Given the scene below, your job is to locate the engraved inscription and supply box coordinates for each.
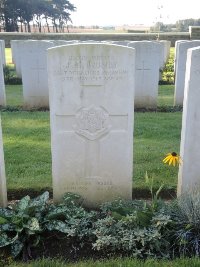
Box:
[64,179,113,192]
[75,105,111,140]
[52,55,129,84]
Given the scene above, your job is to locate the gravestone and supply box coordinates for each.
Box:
[0,116,7,207]
[11,40,28,78]
[128,41,161,108]
[21,40,54,108]
[0,40,6,66]
[0,53,6,106]
[174,40,190,75]
[159,40,171,63]
[174,40,200,106]
[47,43,135,207]
[177,46,200,195]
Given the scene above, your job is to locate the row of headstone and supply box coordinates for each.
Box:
[10,39,170,109]
[0,40,199,207]
[47,41,199,206]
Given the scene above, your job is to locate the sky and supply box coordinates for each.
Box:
[70,0,200,26]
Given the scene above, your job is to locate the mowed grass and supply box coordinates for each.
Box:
[1,109,182,191]
[2,111,52,190]
[158,84,174,106]
[7,257,200,267]
[5,85,23,107]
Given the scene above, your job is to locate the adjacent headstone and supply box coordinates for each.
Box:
[174,40,190,75]
[174,41,200,106]
[128,41,161,108]
[0,116,7,207]
[0,53,6,107]
[11,40,27,78]
[47,43,135,207]
[159,40,171,63]
[21,40,54,108]
[177,46,200,195]
[0,40,6,66]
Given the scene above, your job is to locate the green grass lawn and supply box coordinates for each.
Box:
[1,109,182,191]
[7,257,200,267]
[5,85,23,107]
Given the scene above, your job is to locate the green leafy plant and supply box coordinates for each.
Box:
[93,198,171,258]
[145,171,164,212]
[0,191,49,259]
[3,65,22,85]
[171,190,200,257]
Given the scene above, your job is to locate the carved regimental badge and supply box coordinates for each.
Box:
[75,105,111,140]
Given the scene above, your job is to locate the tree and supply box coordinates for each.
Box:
[0,0,76,32]
[0,0,19,31]
[49,0,76,32]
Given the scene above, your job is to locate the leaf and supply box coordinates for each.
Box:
[0,208,14,219]
[14,196,30,213]
[45,206,69,220]
[0,216,8,224]
[46,220,70,233]
[0,223,15,231]
[29,191,49,208]
[11,239,24,258]
[111,211,124,221]
[25,218,40,232]
[0,232,18,247]
[137,211,153,227]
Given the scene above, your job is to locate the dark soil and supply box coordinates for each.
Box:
[7,188,177,201]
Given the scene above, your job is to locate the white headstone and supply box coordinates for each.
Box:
[174,40,190,75]
[0,116,7,207]
[47,43,135,207]
[177,46,200,195]
[128,41,161,108]
[159,40,171,63]
[11,40,28,78]
[0,54,6,107]
[21,40,54,108]
[0,40,6,66]
[174,41,200,106]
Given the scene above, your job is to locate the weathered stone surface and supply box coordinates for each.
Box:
[21,40,54,108]
[174,41,200,106]
[0,40,6,66]
[178,46,200,195]
[0,53,6,106]
[47,43,135,207]
[128,41,161,108]
[0,116,7,207]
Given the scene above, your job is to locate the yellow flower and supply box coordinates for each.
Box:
[163,152,182,166]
